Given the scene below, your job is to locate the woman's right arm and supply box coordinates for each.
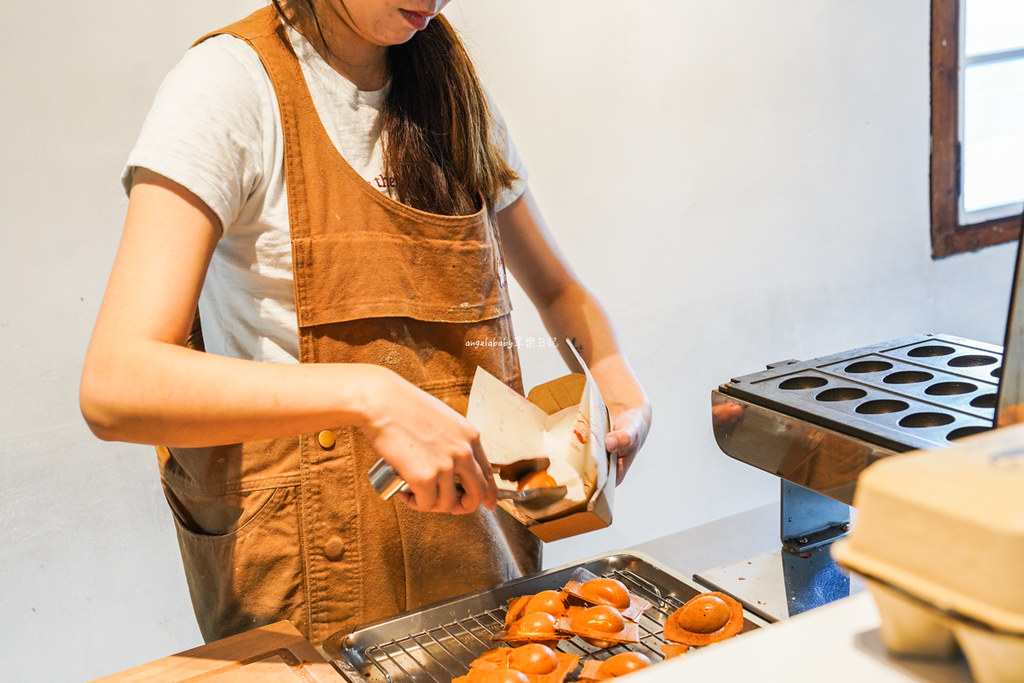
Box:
[80,169,495,513]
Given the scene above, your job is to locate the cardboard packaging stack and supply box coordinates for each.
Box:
[832,422,1024,683]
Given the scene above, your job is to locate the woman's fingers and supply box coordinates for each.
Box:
[401,468,439,512]
[434,465,461,513]
[469,436,498,510]
[605,429,631,453]
[604,406,650,485]
[445,439,497,514]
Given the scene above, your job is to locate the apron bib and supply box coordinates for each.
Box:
[157,6,541,645]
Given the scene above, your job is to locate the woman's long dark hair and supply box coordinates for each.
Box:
[271,1,517,217]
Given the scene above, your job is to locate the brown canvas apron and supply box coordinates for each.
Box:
[156,6,540,645]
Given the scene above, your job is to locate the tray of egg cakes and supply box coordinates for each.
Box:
[322,551,768,682]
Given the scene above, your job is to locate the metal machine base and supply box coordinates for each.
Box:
[695,481,863,621]
[695,544,864,622]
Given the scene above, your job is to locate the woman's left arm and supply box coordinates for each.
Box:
[496,188,651,484]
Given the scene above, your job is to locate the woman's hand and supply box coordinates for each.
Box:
[360,372,498,515]
[605,403,652,485]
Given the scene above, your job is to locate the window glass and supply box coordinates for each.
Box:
[928,0,1021,257]
[964,0,1024,54]
[962,57,1024,213]
[961,0,1024,221]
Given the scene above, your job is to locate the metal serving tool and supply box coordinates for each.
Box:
[367,457,567,508]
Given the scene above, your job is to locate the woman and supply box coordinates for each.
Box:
[81,0,650,645]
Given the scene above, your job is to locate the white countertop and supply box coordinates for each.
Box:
[623,504,976,683]
[624,592,973,682]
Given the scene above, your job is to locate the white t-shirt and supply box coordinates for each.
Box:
[123,24,527,364]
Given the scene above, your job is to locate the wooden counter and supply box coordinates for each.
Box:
[90,621,345,682]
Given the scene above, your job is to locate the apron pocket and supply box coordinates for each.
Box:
[160,481,309,642]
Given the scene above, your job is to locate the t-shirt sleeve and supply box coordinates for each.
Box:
[486,90,529,212]
[122,35,266,232]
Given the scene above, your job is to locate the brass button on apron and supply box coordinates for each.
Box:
[323,536,345,561]
[317,429,336,450]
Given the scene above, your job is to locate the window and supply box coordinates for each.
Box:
[931,0,1024,258]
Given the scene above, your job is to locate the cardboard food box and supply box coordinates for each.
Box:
[831,422,1024,683]
[467,344,614,542]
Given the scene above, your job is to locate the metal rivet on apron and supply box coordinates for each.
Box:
[317,429,336,450]
[323,536,345,561]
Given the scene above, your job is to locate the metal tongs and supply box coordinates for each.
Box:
[367,457,567,509]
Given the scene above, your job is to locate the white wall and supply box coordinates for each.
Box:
[1,1,1015,680]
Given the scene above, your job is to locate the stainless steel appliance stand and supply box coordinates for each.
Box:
[695,480,859,622]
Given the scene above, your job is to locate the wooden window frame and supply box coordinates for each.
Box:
[931,0,1022,259]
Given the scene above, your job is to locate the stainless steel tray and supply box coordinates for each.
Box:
[321,551,769,682]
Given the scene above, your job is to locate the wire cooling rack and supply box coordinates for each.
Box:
[322,552,767,682]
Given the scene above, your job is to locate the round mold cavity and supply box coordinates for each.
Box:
[779,376,828,390]
[856,399,910,415]
[845,360,894,373]
[924,381,977,396]
[970,393,997,409]
[992,367,1002,378]
[883,371,934,384]
[899,412,955,428]
[907,345,955,357]
[948,354,998,368]
[815,387,868,402]
[948,426,991,441]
